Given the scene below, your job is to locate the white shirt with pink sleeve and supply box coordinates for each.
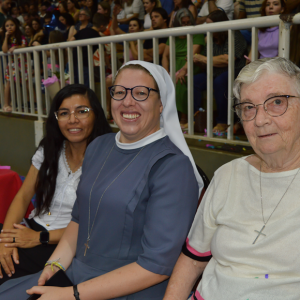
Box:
[184,156,300,300]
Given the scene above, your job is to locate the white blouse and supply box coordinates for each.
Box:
[28,145,82,231]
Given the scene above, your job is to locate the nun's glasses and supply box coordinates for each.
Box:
[109,85,159,101]
[232,95,298,121]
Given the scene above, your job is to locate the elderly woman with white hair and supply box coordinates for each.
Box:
[0,61,202,300]
[162,57,300,300]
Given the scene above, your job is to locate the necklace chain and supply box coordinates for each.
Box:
[259,161,300,226]
[87,144,145,245]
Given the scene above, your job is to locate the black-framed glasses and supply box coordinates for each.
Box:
[54,107,93,121]
[232,95,298,121]
[108,85,159,101]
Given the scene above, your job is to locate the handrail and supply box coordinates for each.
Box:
[0,13,299,147]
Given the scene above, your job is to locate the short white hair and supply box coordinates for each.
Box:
[233,57,300,103]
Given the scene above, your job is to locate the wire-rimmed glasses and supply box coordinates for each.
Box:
[108,85,159,101]
[54,106,93,121]
[232,95,298,121]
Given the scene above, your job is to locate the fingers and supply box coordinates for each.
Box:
[0,256,15,277]
[12,248,19,264]
[13,224,24,230]
[26,286,43,295]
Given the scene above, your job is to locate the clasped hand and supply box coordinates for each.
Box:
[0,223,40,248]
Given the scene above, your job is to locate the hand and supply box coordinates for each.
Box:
[113,4,122,17]
[26,286,74,300]
[5,31,11,37]
[8,46,16,53]
[175,68,187,84]
[37,265,59,286]
[0,243,19,278]
[0,223,41,248]
[193,53,206,64]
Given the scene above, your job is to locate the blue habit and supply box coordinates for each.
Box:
[0,133,199,299]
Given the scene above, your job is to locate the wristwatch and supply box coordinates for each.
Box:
[39,231,49,245]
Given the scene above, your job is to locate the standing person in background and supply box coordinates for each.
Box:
[2,17,27,112]
[11,6,24,25]
[169,0,197,27]
[143,7,168,63]
[29,18,44,46]
[143,0,160,29]
[196,0,234,24]
[67,0,80,23]
[163,8,205,128]
[238,0,264,44]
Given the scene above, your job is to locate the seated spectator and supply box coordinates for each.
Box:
[28,3,37,15]
[58,1,68,14]
[162,8,205,127]
[169,0,197,27]
[0,84,111,282]
[78,0,87,8]
[24,23,34,44]
[67,0,80,23]
[59,12,75,40]
[2,17,28,112]
[238,0,264,44]
[22,13,29,26]
[117,0,145,31]
[68,7,92,40]
[143,7,168,63]
[193,10,247,133]
[248,0,285,61]
[143,0,161,29]
[43,12,53,26]
[70,13,110,86]
[11,6,25,25]
[29,17,44,46]
[97,1,112,36]
[196,0,234,24]
[86,0,98,19]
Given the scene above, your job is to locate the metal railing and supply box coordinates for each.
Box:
[0,13,299,147]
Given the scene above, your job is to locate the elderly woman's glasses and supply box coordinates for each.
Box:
[232,95,298,121]
[109,85,159,101]
[54,107,93,121]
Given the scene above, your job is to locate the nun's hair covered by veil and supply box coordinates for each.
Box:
[173,8,195,27]
[115,60,204,195]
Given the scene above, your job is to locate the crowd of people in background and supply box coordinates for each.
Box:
[0,0,299,132]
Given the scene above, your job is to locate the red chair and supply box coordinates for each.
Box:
[0,170,34,224]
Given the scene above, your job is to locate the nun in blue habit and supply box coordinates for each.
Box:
[0,61,203,300]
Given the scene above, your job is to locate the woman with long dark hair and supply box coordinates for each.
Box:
[0,84,112,283]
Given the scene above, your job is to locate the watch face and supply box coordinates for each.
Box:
[40,231,49,244]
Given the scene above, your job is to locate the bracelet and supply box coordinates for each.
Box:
[44,258,66,272]
[73,285,80,300]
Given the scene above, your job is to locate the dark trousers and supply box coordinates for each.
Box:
[0,219,57,285]
[194,71,230,124]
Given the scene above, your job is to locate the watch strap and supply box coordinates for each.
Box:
[73,285,80,300]
[39,231,49,246]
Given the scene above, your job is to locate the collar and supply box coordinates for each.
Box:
[115,128,166,150]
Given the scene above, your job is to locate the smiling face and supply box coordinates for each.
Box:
[111,68,163,143]
[128,20,140,33]
[241,72,300,160]
[57,95,95,145]
[5,20,16,35]
[265,0,284,15]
